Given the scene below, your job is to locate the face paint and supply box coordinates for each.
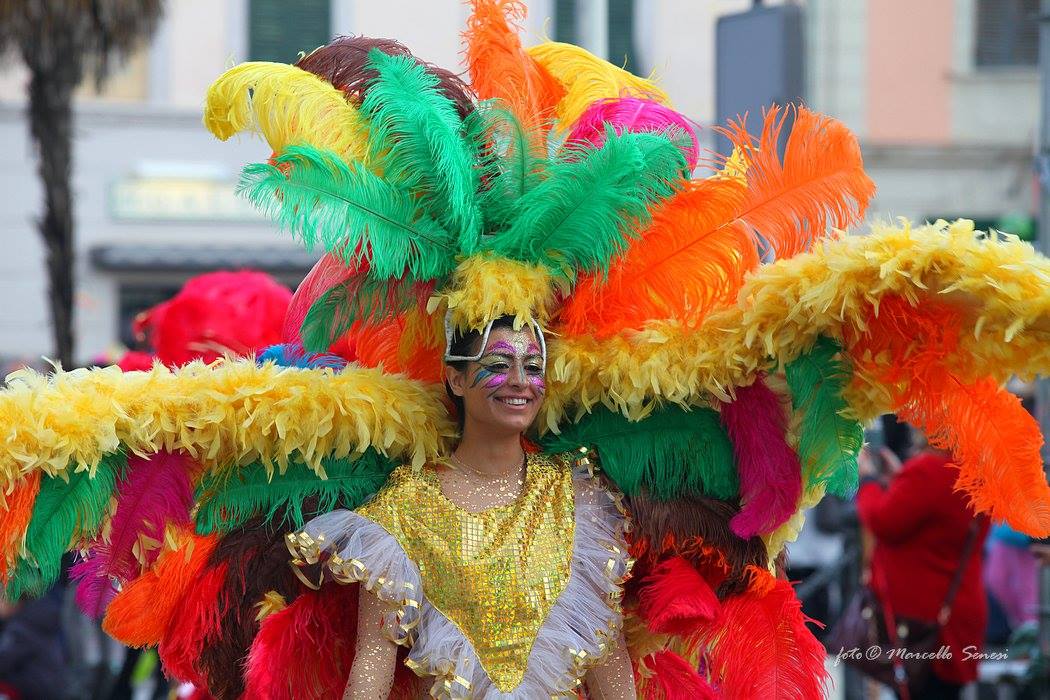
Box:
[469,335,545,396]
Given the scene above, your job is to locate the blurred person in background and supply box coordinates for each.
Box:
[857,438,990,699]
[0,589,67,700]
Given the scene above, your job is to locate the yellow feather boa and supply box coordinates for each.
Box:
[541,219,1050,429]
[0,360,455,490]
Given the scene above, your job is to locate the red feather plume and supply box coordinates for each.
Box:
[158,562,229,686]
[698,570,827,699]
[245,584,358,700]
[643,650,718,700]
[638,556,720,636]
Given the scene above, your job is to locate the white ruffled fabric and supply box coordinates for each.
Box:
[291,467,632,699]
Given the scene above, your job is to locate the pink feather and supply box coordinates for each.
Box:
[73,451,196,619]
[281,252,362,343]
[719,377,802,538]
[566,97,700,170]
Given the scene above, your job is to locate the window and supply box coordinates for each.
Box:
[249,0,331,63]
[975,0,1039,67]
[607,0,636,74]
[553,0,640,75]
[554,0,578,44]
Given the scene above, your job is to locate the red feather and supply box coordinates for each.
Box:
[245,584,359,700]
[72,451,196,619]
[158,562,228,686]
[643,650,718,700]
[136,270,292,367]
[699,571,827,699]
[638,556,720,636]
[719,377,802,538]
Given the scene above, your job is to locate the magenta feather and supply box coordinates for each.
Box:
[565,97,700,170]
[72,451,196,619]
[719,377,802,538]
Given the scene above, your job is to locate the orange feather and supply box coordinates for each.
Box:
[557,177,758,337]
[903,377,1050,536]
[102,531,218,647]
[718,104,875,260]
[847,295,1050,536]
[463,0,564,127]
[0,472,41,584]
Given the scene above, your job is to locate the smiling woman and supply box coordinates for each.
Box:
[289,314,636,699]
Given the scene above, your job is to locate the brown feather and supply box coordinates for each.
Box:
[628,493,767,599]
[297,35,475,120]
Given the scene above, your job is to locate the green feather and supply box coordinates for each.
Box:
[194,451,396,535]
[540,405,737,500]
[784,336,864,496]
[466,102,548,234]
[6,453,124,599]
[482,127,687,275]
[363,49,482,254]
[299,274,429,353]
[238,144,456,280]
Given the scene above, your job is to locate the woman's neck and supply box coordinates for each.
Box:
[453,423,524,476]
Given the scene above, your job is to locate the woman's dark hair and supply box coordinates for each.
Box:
[444,315,522,426]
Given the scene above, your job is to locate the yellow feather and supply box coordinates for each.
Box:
[526,42,671,132]
[542,219,1050,430]
[762,483,826,567]
[439,255,557,333]
[0,361,455,490]
[202,62,368,161]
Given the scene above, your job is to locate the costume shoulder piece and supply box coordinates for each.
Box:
[288,451,630,697]
[2,1,1050,697]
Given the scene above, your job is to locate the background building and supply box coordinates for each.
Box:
[0,0,1038,364]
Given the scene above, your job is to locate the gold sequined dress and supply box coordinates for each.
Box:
[287,452,632,698]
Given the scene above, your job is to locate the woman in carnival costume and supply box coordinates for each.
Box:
[3,1,1050,698]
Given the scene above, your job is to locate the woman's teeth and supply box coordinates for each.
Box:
[498,397,527,406]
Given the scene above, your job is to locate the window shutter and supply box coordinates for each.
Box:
[249,0,331,64]
[975,0,1038,67]
[554,0,578,44]
[607,0,637,74]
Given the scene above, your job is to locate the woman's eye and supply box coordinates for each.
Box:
[486,363,509,372]
[526,365,543,374]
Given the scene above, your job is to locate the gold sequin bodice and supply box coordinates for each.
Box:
[356,453,575,692]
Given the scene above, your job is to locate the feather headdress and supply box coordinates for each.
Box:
[2,3,1050,699]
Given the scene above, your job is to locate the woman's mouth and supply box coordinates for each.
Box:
[496,396,529,407]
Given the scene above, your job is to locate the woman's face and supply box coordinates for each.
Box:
[445,325,546,436]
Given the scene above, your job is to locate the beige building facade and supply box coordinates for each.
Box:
[0,0,1038,363]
